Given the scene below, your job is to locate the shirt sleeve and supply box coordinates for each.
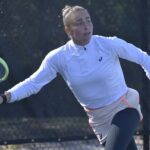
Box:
[7,50,58,102]
[109,37,150,79]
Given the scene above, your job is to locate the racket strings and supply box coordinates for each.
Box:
[0,64,6,78]
[0,57,9,82]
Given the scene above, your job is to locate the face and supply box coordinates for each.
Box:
[65,9,93,45]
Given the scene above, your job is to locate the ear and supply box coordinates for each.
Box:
[64,26,70,35]
[64,25,72,39]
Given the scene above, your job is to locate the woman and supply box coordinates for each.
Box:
[0,5,150,150]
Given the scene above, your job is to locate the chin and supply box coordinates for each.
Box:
[81,38,90,45]
[85,36,92,44]
[74,36,92,45]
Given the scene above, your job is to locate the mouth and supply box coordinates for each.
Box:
[84,32,91,36]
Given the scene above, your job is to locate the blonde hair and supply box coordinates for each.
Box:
[62,5,87,26]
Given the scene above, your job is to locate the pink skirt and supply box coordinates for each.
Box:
[84,88,143,144]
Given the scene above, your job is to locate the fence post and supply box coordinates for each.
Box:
[140,0,150,150]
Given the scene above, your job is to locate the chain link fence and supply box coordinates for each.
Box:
[0,0,149,149]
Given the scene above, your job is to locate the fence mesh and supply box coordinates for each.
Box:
[0,0,149,149]
[0,136,144,150]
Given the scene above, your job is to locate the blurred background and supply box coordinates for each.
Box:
[0,0,149,149]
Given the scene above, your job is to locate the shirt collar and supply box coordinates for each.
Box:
[69,37,93,56]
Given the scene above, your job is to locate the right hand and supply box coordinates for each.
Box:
[0,92,11,104]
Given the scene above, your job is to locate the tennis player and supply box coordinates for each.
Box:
[0,5,150,150]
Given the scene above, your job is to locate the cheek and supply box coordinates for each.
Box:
[75,28,84,36]
[72,29,81,37]
[69,26,83,39]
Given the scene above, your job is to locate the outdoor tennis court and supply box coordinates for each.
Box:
[0,136,144,150]
[0,0,149,149]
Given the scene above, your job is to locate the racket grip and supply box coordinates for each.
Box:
[0,94,7,104]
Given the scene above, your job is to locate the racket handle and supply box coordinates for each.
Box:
[0,94,7,104]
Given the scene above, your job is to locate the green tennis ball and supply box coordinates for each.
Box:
[0,57,9,82]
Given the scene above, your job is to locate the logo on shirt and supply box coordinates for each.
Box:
[99,56,103,62]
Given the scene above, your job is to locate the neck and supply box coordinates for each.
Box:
[72,39,90,46]
[71,38,91,46]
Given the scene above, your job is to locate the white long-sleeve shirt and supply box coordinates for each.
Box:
[7,35,150,108]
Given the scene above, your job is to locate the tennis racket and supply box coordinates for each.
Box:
[0,57,9,82]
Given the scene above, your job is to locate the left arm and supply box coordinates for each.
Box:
[109,37,150,79]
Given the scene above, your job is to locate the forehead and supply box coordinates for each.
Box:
[70,10,91,22]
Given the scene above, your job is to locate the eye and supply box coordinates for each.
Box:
[77,22,83,26]
[86,19,92,23]
[74,22,83,26]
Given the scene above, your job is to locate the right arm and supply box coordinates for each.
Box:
[0,50,59,104]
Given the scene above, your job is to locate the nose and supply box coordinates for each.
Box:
[83,22,89,30]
